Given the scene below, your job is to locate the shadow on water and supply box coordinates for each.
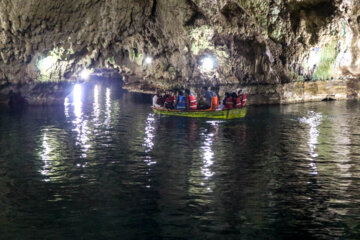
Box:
[0,82,360,239]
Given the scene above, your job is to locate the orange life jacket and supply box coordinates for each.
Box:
[241,94,247,106]
[225,97,234,109]
[210,96,219,110]
[189,95,197,110]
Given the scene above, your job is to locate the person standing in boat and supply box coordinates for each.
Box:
[203,86,218,109]
[152,90,161,108]
[185,89,197,110]
[175,90,186,110]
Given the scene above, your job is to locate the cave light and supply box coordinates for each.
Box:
[308,48,321,68]
[39,56,57,71]
[201,56,215,71]
[80,69,91,80]
[145,56,153,65]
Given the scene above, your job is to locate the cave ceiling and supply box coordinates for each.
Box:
[0,0,359,90]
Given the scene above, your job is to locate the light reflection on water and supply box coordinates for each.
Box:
[200,121,219,192]
[143,113,156,188]
[299,111,322,175]
[40,130,51,179]
[1,85,360,239]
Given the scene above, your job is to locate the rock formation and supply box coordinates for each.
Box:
[0,0,359,104]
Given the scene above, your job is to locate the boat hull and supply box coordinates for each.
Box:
[153,107,247,119]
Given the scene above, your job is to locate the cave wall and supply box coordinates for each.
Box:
[0,0,360,94]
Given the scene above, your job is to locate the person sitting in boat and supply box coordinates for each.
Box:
[203,86,218,109]
[231,92,238,108]
[224,92,234,109]
[164,90,176,109]
[235,92,242,108]
[175,90,186,110]
[156,91,166,107]
[185,89,197,110]
[238,89,247,107]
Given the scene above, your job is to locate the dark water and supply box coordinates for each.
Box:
[0,82,360,240]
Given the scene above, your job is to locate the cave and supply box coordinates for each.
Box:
[0,0,358,105]
[1,1,360,239]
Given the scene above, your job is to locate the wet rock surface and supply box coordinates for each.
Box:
[0,0,359,104]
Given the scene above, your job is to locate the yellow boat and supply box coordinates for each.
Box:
[152,107,247,119]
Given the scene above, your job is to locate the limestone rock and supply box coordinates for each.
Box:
[0,0,359,92]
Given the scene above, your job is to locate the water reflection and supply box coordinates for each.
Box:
[68,84,91,158]
[200,121,219,192]
[143,113,157,188]
[73,84,83,118]
[105,87,111,127]
[93,84,100,121]
[3,90,360,239]
[300,111,322,175]
[64,97,70,118]
[40,130,51,180]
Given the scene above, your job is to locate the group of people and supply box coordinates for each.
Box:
[222,89,247,109]
[152,87,247,111]
[153,89,198,110]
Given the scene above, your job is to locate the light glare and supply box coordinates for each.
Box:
[39,56,56,71]
[202,57,215,71]
[145,57,153,65]
[80,69,91,80]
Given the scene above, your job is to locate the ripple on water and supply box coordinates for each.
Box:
[0,86,360,239]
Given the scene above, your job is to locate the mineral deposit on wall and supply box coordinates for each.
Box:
[0,0,359,103]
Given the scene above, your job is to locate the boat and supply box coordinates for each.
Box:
[152,107,247,119]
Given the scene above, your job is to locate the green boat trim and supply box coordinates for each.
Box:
[153,107,247,119]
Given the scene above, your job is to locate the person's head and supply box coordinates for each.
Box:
[156,90,161,96]
[178,90,183,96]
[231,92,237,98]
[225,92,230,98]
[185,89,191,95]
[238,89,242,95]
[203,86,209,91]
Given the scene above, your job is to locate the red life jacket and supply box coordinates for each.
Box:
[225,97,234,109]
[189,95,197,110]
[165,96,176,108]
[241,94,247,106]
[156,96,165,106]
[235,97,242,108]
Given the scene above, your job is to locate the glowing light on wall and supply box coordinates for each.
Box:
[39,56,57,71]
[80,69,91,80]
[308,48,321,68]
[339,50,352,67]
[145,56,153,65]
[201,57,215,71]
